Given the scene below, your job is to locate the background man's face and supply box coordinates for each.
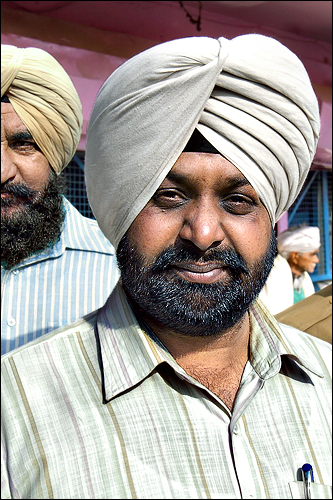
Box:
[1,101,65,268]
[118,153,276,336]
[1,102,51,217]
[289,250,320,274]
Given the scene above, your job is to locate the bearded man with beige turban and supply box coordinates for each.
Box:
[1,35,331,499]
[1,45,119,355]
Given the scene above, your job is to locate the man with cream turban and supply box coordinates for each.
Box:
[1,45,119,354]
[2,36,331,499]
[260,225,321,314]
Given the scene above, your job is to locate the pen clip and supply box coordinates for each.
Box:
[302,463,314,500]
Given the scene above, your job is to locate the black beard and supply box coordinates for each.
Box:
[117,232,277,337]
[1,173,67,268]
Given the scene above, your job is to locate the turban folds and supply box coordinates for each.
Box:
[1,45,82,174]
[85,35,320,249]
[277,226,321,254]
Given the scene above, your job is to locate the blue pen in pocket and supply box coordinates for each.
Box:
[302,463,314,499]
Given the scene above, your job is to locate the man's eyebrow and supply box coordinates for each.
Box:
[223,177,251,189]
[165,171,188,184]
[165,171,252,189]
[10,131,34,141]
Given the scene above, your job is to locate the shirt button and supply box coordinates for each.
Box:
[13,270,19,275]
[7,318,16,327]
[233,425,239,435]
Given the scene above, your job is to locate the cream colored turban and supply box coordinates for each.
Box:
[1,45,82,174]
[85,35,320,249]
[277,226,321,253]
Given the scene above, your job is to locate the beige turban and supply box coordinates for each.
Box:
[277,226,321,254]
[1,45,82,174]
[85,35,320,249]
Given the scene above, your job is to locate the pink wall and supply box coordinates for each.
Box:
[1,1,331,232]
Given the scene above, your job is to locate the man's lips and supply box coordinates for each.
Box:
[171,262,227,284]
[1,192,25,205]
[1,191,23,200]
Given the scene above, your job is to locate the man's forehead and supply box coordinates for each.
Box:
[164,152,250,185]
[1,102,30,134]
[165,128,250,187]
[2,101,21,118]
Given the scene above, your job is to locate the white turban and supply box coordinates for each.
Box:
[277,226,321,253]
[1,45,83,174]
[85,35,320,249]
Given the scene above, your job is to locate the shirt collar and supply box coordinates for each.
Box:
[60,197,114,254]
[249,299,324,379]
[96,283,324,403]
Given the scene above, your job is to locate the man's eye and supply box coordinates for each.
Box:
[221,195,255,214]
[152,190,186,207]
[18,141,34,147]
[12,140,40,152]
[9,139,39,151]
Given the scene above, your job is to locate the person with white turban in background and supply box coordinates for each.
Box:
[259,225,321,314]
[1,45,119,355]
[2,35,331,499]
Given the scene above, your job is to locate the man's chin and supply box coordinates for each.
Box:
[1,192,37,212]
[1,177,65,268]
[125,274,253,337]
[117,230,277,338]
[2,203,26,217]
[1,203,37,224]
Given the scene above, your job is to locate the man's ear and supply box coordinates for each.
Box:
[288,251,299,265]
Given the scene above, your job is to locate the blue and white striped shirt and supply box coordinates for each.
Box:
[1,196,119,355]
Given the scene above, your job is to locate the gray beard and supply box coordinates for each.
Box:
[116,231,277,337]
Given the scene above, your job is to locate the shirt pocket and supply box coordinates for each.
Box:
[289,481,332,499]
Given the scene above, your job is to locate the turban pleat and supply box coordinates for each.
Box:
[85,35,320,248]
[1,45,82,173]
[199,94,310,218]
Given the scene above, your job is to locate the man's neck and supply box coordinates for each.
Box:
[146,313,248,358]
[143,313,250,411]
[287,261,303,277]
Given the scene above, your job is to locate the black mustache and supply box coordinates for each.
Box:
[151,246,249,274]
[1,182,38,199]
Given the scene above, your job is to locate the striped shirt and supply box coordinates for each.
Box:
[1,283,332,499]
[1,197,119,355]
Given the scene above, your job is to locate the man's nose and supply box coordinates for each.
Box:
[1,143,18,185]
[179,199,225,251]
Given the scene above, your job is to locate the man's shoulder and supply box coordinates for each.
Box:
[1,308,99,364]
[62,197,115,255]
[277,321,332,374]
[272,253,290,270]
[62,197,102,234]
